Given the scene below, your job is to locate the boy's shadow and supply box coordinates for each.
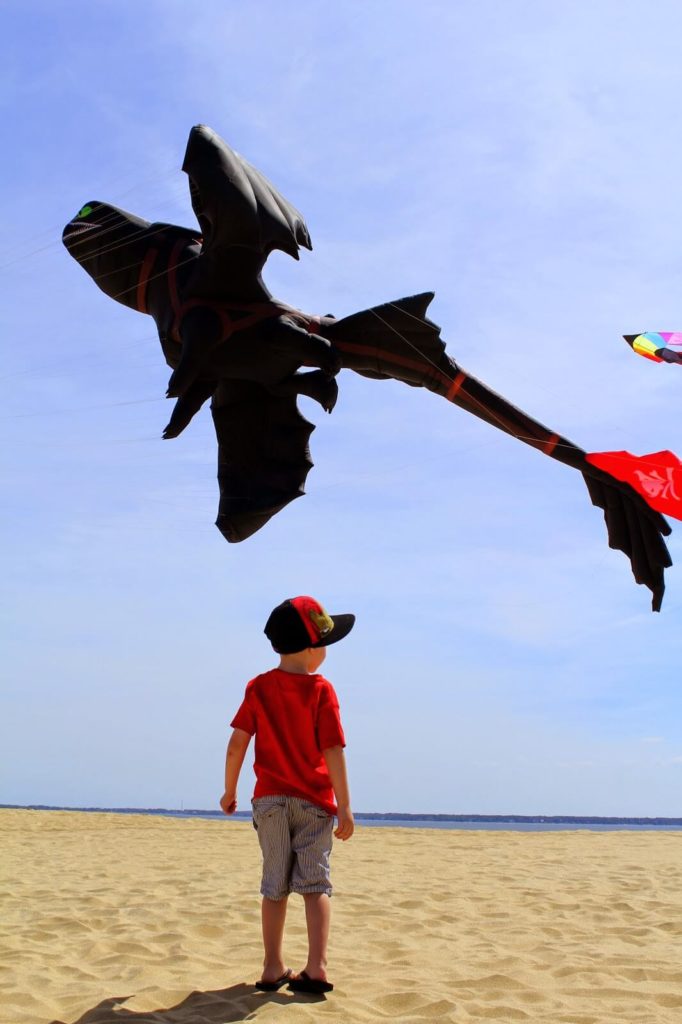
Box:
[50,983,325,1023]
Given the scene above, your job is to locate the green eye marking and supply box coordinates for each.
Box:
[77,204,94,218]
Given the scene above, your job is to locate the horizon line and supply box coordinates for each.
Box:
[2,804,681,824]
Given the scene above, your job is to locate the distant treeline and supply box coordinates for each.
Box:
[3,804,681,826]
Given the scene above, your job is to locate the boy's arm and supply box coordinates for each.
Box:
[220,728,252,814]
[322,745,354,840]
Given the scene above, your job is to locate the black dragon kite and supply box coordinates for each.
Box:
[63,125,673,609]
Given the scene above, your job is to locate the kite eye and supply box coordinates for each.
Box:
[77,204,94,218]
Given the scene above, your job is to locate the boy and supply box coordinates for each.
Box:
[220,595,355,995]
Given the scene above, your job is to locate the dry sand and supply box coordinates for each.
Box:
[1,809,681,1023]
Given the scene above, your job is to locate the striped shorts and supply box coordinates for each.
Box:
[252,795,334,900]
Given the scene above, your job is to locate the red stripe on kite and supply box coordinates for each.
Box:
[446,370,466,401]
[135,248,158,314]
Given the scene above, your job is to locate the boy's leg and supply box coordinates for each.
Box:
[287,799,334,983]
[302,892,331,981]
[261,895,289,981]
[252,797,294,983]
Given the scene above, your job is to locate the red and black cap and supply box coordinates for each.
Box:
[264,596,355,655]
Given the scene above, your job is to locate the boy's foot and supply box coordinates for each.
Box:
[288,970,334,994]
[255,967,294,991]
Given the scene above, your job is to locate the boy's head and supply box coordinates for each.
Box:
[265,596,355,655]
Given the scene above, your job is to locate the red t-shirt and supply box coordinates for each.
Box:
[230,669,346,815]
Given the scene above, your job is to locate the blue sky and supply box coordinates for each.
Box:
[2,1,681,815]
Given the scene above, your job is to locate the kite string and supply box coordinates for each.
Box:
[6,275,674,475]
[110,253,197,303]
[9,185,676,481]
[3,396,165,421]
[1,158,640,464]
[0,207,142,270]
[63,219,185,268]
[366,304,564,451]
[9,295,668,472]
[0,331,161,382]
[0,169,187,269]
[367,306,676,474]
[0,206,184,272]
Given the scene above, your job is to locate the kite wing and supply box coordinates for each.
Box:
[210,379,315,543]
[182,125,312,296]
[624,333,682,364]
[322,294,673,610]
[580,472,672,611]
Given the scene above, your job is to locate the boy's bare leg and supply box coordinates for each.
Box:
[260,896,289,980]
[302,892,331,981]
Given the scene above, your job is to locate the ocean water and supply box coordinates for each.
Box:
[5,806,681,832]
[192,814,682,832]
[351,820,682,832]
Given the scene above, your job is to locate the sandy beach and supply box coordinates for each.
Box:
[2,809,681,1023]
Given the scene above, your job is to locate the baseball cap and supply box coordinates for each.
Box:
[264,596,355,654]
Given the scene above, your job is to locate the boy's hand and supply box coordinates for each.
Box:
[220,791,237,815]
[335,806,354,841]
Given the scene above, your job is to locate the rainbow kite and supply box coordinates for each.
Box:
[624,332,682,364]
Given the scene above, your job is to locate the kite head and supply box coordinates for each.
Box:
[623,333,682,365]
[62,201,159,311]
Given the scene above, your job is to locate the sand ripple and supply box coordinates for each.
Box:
[1,810,681,1023]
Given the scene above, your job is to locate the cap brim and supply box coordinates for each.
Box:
[313,613,355,648]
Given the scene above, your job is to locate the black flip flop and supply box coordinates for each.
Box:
[255,968,293,991]
[288,970,334,993]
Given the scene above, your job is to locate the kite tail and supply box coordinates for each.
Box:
[322,295,672,609]
[582,474,670,612]
[441,368,672,612]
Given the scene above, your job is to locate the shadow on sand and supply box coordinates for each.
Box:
[49,982,325,1023]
